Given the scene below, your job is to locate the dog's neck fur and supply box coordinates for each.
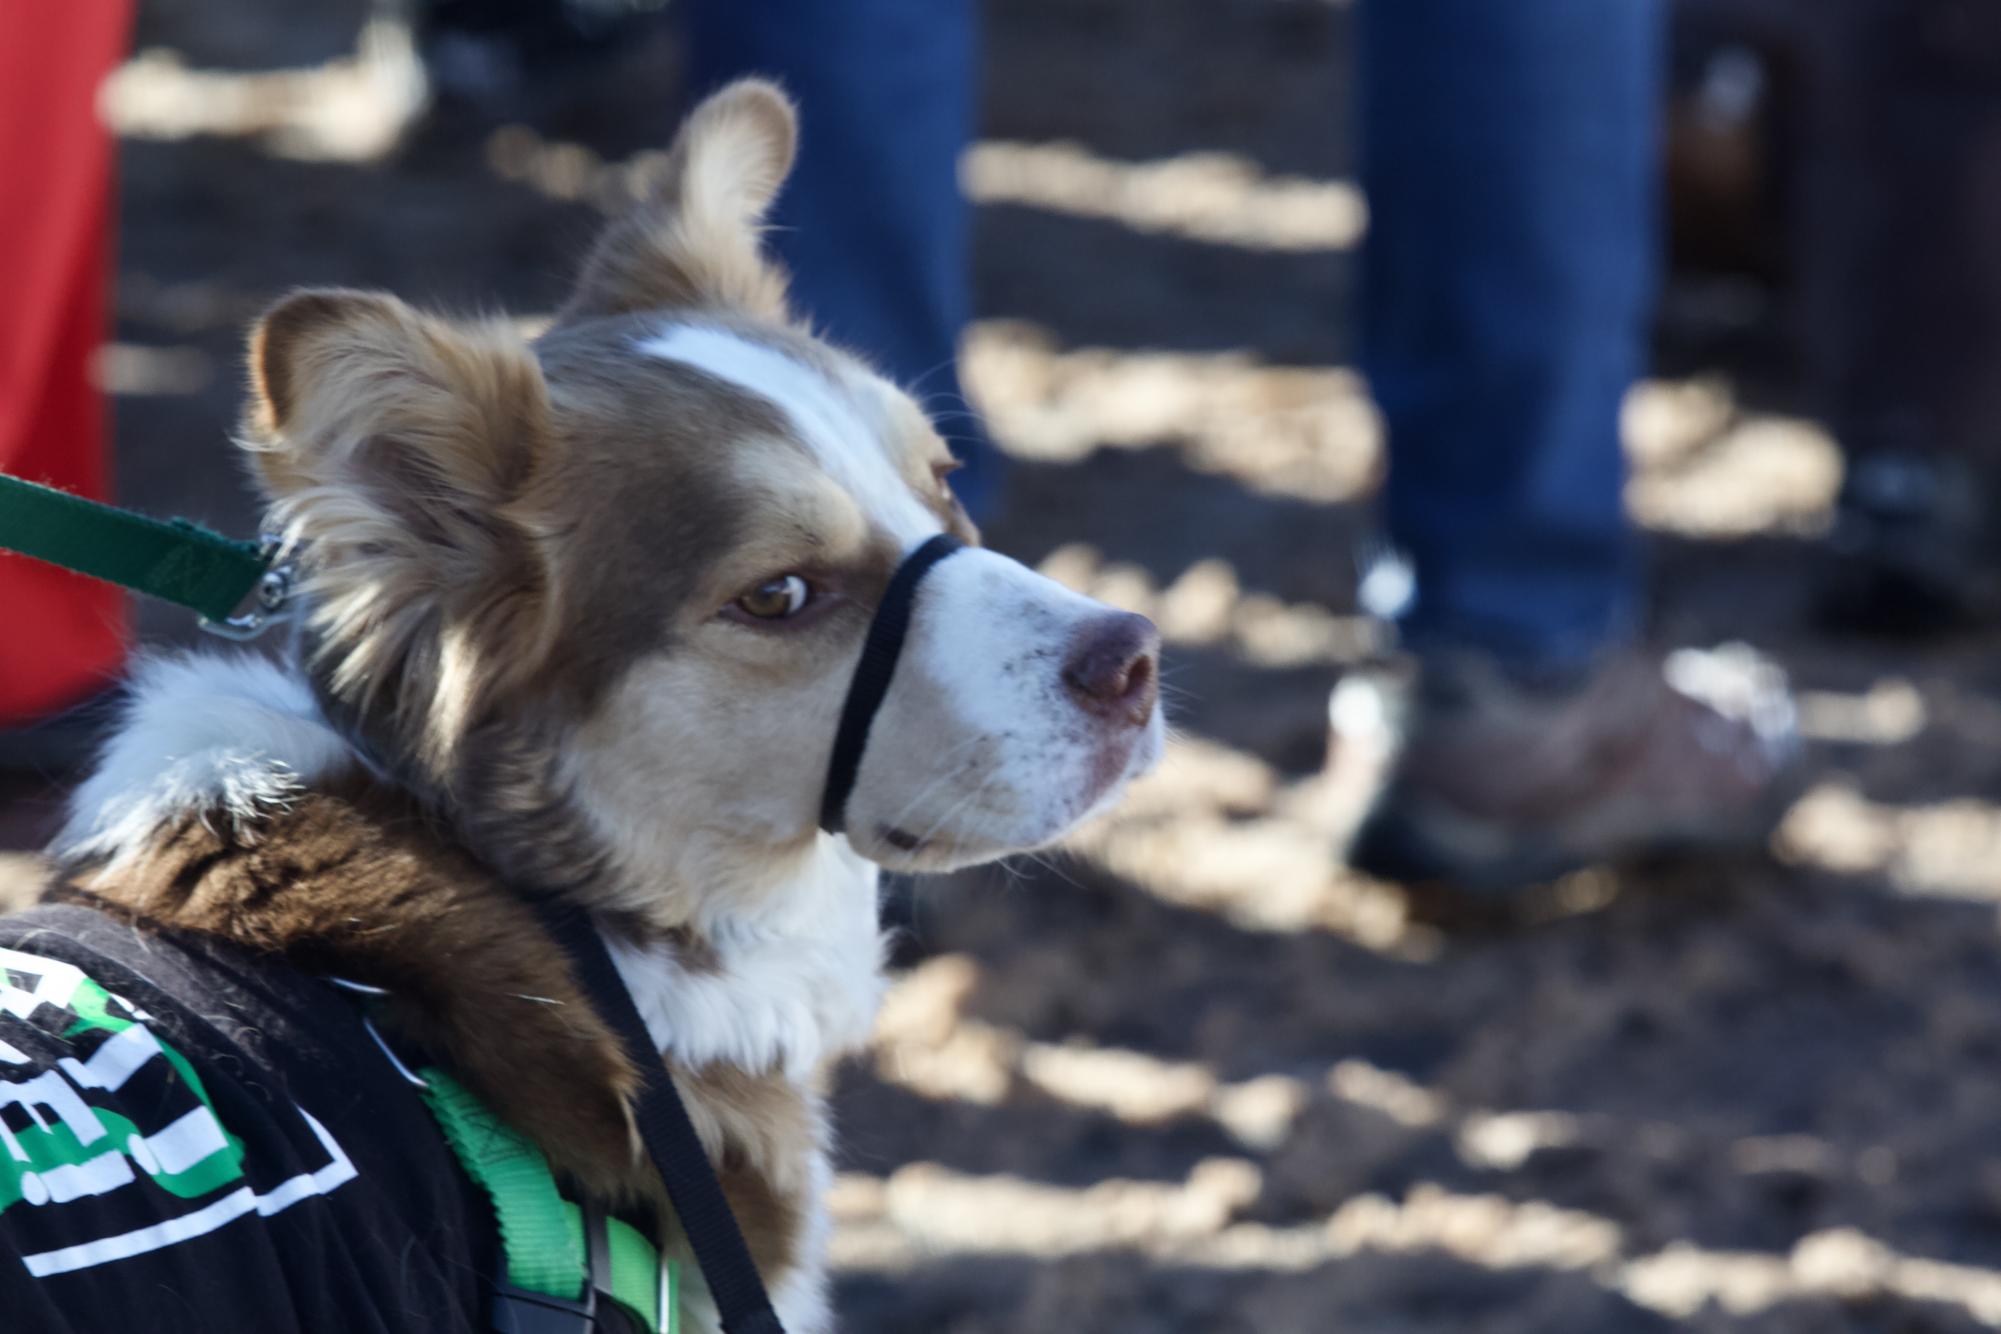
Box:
[59,653,886,1082]
[604,836,884,1081]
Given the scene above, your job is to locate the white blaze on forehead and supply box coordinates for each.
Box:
[637,324,941,547]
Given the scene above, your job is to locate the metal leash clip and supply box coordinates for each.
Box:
[198,534,297,641]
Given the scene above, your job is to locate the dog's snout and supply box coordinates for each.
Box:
[1062,612,1161,726]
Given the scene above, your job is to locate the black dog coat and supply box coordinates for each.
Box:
[0,903,494,1334]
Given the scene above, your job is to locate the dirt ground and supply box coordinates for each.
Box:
[8,1,2001,1329]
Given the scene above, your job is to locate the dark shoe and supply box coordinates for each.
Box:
[1331,646,1800,895]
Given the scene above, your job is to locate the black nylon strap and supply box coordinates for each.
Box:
[819,533,965,833]
[537,905,784,1334]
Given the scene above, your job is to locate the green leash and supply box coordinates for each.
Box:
[0,473,292,638]
[421,1066,681,1333]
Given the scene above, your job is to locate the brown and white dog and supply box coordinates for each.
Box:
[45,81,1162,1331]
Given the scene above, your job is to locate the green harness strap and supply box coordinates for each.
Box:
[420,1067,680,1333]
[0,473,273,624]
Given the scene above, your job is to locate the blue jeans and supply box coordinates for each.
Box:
[685,0,1001,521]
[1360,0,1662,668]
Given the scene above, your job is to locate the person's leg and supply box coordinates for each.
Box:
[0,2,133,731]
[1360,0,1660,669]
[1341,0,1799,894]
[683,0,1001,520]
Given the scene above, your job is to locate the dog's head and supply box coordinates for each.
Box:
[240,81,1162,911]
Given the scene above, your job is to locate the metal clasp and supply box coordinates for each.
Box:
[198,534,296,641]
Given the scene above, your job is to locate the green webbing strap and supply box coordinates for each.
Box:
[584,1203,680,1333]
[419,1066,679,1332]
[419,1067,586,1301]
[0,472,270,622]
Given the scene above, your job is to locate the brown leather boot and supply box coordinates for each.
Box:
[1333,645,1801,894]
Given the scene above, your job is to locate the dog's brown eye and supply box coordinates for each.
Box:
[736,575,811,619]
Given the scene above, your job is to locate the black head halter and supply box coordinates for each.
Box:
[818,532,965,834]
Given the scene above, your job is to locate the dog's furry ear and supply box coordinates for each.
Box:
[559,78,798,323]
[244,288,559,780]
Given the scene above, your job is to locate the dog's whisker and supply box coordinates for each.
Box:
[1016,846,1092,894]
[878,733,992,835]
[908,764,1005,852]
[903,359,971,398]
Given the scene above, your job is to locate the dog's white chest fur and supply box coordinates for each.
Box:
[602,837,886,1082]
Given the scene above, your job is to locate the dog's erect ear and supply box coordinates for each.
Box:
[244,288,559,778]
[247,288,548,501]
[559,78,798,323]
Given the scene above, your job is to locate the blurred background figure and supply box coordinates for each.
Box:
[1672,0,2001,634]
[0,2,134,769]
[1336,0,1799,895]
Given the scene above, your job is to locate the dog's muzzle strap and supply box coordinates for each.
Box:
[819,533,964,834]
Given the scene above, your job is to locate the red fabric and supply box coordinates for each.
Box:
[0,1,135,724]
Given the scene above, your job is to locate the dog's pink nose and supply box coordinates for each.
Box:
[1063,612,1161,727]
